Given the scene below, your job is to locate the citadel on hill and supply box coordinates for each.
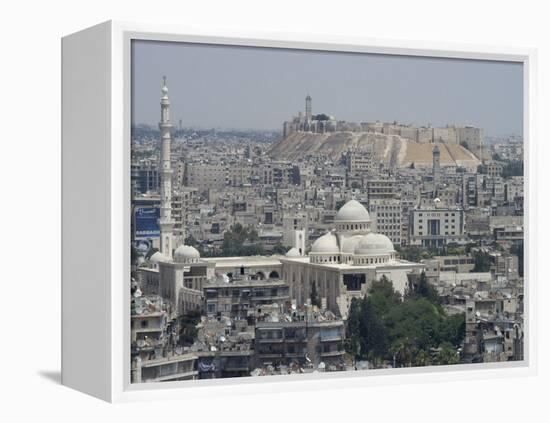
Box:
[272,95,485,169]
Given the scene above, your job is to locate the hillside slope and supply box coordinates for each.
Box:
[268,131,480,169]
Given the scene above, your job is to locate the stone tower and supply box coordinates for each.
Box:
[158,76,175,259]
[432,144,441,195]
[305,94,312,122]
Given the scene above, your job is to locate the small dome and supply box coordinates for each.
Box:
[174,245,200,263]
[149,251,169,263]
[334,200,370,223]
[310,232,339,254]
[354,233,394,255]
[285,247,301,257]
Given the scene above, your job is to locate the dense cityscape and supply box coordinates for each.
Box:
[130,79,524,383]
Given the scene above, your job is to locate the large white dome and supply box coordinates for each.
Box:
[310,232,340,254]
[334,200,371,223]
[174,245,200,263]
[354,233,394,255]
[341,234,365,254]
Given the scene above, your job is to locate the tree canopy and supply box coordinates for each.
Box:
[220,223,265,257]
[345,274,465,368]
[472,250,492,272]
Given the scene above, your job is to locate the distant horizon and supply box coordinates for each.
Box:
[130,122,522,138]
[132,40,524,137]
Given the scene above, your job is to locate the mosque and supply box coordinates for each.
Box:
[136,79,424,320]
[280,199,424,318]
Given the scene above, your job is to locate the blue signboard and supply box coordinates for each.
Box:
[134,207,160,239]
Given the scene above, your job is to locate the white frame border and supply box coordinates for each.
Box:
[109,20,537,403]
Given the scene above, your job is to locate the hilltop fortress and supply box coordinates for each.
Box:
[271,95,484,169]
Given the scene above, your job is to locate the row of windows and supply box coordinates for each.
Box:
[338,223,369,231]
[418,212,457,217]
[354,256,391,265]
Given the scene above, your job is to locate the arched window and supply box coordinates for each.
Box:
[269,270,280,279]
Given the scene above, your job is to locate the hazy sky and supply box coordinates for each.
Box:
[132,40,523,136]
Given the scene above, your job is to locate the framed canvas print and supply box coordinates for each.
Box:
[61,21,537,402]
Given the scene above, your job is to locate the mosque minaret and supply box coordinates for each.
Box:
[158,76,175,259]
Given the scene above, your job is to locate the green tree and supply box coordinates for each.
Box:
[413,349,431,367]
[346,275,465,368]
[406,271,440,306]
[221,223,265,256]
[386,298,443,353]
[390,339,417,367]
[345,297,364,358]
[272,242,288,255]
[436,342,460,365]
[439,313,466,347]
[398,246,435,262]
[472,250,492,272]
[367,276,402,317]
[361,297,389,365]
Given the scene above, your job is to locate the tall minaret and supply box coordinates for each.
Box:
[158,76,175,259]
[305,94,312,122]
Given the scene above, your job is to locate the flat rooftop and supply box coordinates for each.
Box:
[202,255,284,268]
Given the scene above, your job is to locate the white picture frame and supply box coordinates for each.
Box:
[61,20,537,403]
